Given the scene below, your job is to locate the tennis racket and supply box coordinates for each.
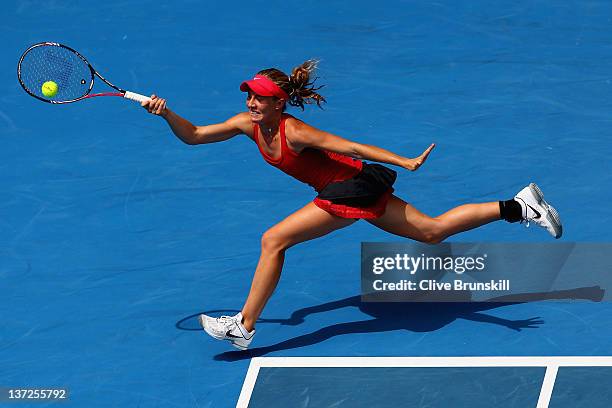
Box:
[17,42,150,105]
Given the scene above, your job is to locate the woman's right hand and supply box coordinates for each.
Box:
[142,94,168,117]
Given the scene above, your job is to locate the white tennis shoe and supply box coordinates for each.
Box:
[514,183,562,239]
[199,312,255,350]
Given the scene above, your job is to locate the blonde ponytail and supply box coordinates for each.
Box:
[258,60,326,110]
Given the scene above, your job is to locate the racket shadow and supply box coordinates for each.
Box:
[209,286,604,362]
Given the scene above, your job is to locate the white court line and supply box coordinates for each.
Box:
[536,365,559,408]
[237,356,612,408]
[236,361,261,408]
[248,356,612,367]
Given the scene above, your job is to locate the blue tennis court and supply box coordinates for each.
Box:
[240,357,612,407]
[2,1,611,407]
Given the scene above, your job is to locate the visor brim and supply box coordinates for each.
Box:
[239,80,276,97]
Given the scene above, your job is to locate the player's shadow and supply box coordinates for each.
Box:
[174,286,604,362]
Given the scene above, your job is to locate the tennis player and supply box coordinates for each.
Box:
[142,60,562,350]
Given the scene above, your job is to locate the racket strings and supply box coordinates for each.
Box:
[46,50,74,91]
[19,45,92,102]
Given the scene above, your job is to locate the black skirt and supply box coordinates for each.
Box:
[316,163,397,207]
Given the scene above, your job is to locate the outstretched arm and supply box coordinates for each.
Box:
[142,95,250,145]
[287,119,435,171]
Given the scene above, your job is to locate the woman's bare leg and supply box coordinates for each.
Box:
[367,195,500,243]
[241,203,356,331]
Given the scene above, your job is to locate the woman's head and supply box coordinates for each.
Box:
[240,60,326,112]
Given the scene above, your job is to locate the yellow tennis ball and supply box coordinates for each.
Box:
[41,81,59,98]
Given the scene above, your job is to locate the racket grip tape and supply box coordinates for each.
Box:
[123,91,151,103]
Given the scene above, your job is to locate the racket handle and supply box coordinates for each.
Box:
[123,91,151,103]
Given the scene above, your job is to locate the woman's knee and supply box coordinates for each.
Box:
[420,231,445,244]
[418,220,446,244]
[261,228,291,253]
[392,225,444,244]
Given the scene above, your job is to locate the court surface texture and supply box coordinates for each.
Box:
[2,1,611,407]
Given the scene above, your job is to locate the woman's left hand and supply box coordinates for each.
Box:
[403,143,436,171]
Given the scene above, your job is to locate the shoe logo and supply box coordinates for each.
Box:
[527,204,542,219]
[225,331,242,339]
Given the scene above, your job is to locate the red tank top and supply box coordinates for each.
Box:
[253,116,363,192]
